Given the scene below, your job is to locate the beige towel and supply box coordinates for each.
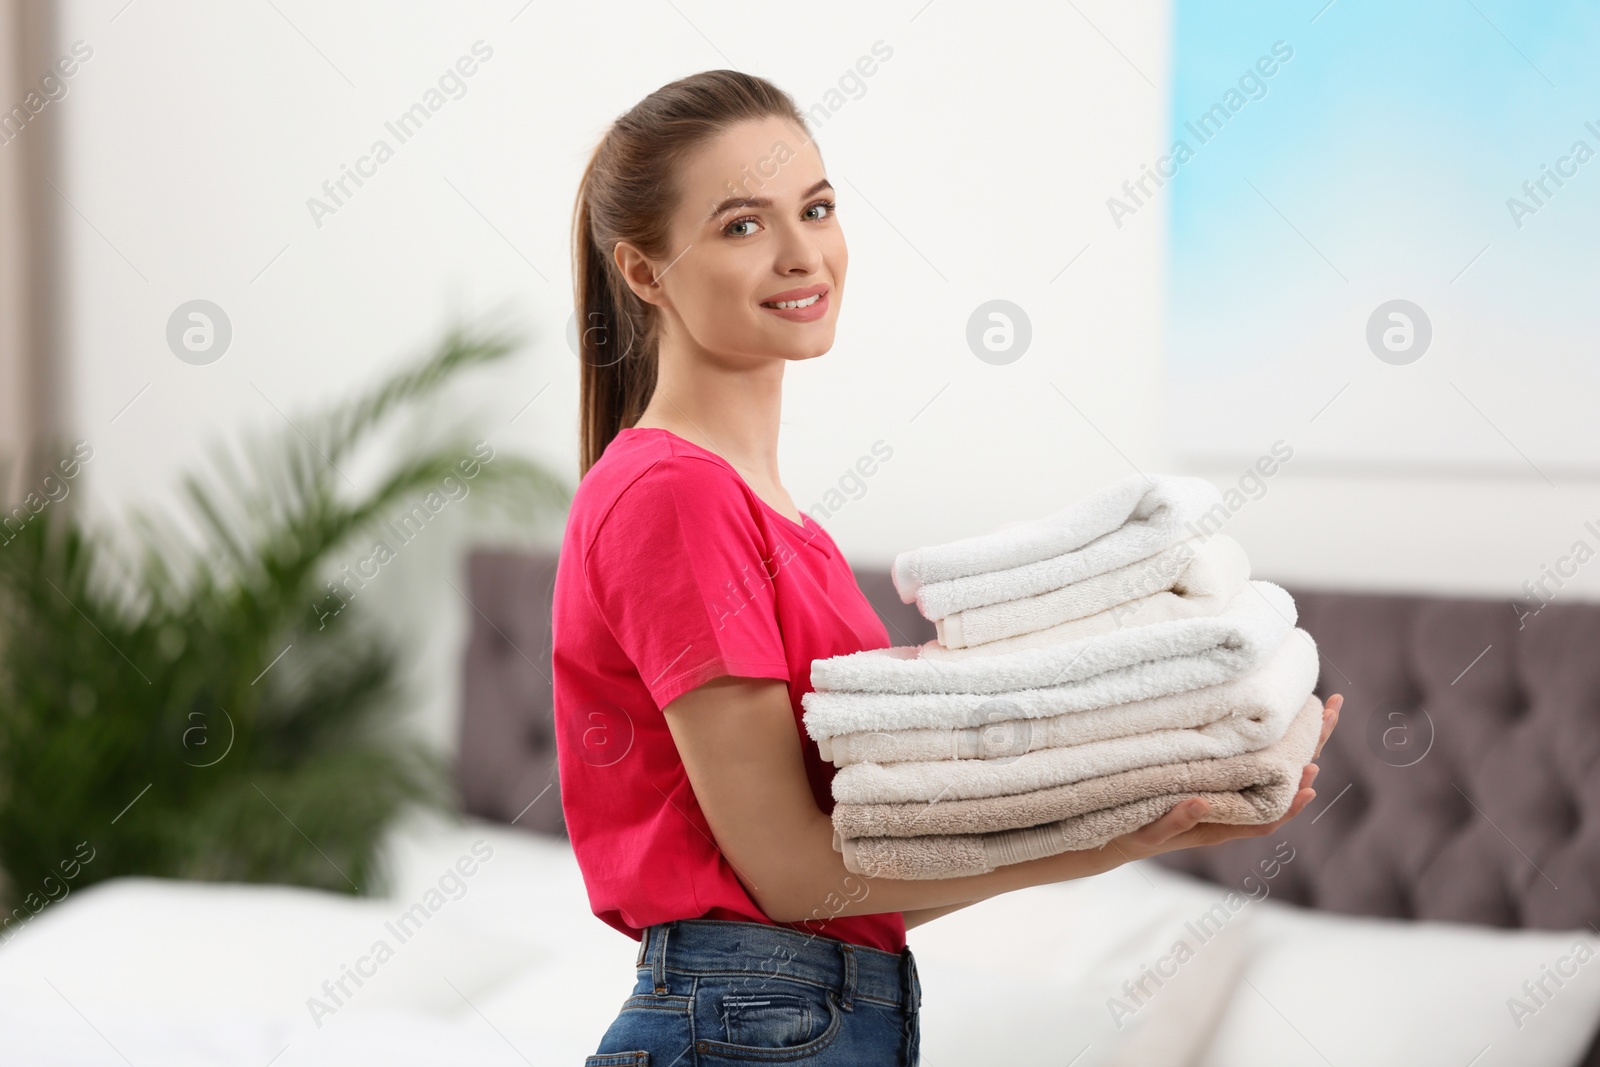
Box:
[835,693,1323,879]
[929,533,1250,654]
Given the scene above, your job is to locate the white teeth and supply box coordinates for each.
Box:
[765,294,820,309]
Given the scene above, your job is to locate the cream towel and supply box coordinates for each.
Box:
[891,473,1222,605]
[803,582,1294,733]
[836,693,1323,879]
[935,533,1249,650]
[817,626,1316,766]
[827,670,1308,806]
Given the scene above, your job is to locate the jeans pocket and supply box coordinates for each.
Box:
[694,976,843,1060]
[722,991,814,1047]
[584,1054,650,1066]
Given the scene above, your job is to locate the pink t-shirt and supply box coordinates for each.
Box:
[551,426,907,954]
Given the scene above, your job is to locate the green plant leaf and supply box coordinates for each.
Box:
[0,324,571,914]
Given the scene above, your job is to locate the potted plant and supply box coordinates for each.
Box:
[0,326,569,924]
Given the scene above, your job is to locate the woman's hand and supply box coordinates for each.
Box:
[1109,693,1343,862]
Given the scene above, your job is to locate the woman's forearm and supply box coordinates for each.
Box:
[900,901,977,929]
[706,686,1339,929]
[774,703,1341,926]
[664,677,1143,927]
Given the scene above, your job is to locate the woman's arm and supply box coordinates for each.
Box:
[900,901,980,929]
[663,676,1341,926]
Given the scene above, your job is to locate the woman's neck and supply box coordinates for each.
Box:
[633,354,786,484]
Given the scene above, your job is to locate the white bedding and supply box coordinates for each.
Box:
[0,810,1596,1066]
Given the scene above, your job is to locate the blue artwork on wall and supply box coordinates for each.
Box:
[1163,0,1600,478]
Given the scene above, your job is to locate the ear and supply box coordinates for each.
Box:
[613,240,667,309]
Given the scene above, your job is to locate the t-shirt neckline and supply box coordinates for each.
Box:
[619,426,821,540]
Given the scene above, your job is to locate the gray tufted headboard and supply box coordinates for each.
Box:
[455,547,1600,1063]
[457,549,566,837]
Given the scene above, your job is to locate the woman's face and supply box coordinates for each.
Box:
[622,115,846,365]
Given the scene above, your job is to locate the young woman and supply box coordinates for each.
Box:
[552,69,1342,1067]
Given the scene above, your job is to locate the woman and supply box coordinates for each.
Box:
[552,69,1342,1066]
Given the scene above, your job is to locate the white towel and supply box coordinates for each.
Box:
[827,672,1311,806]
[804,581,1294,724]
[935,532,1249,650]
[891,473,1222,601]
[816,626,1316,765]
[893,474,1223,618]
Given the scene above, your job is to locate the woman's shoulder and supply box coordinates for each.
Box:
[568,428,758,550]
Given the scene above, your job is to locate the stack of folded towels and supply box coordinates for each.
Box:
[801,474,1324,880]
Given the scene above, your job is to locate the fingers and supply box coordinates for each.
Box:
[1280,784,1316,822]
[1220,784,1317,840]
[1198,782,1319,846]
[1128,776,1323,860]
[1313,694,1342,760]
[1111,704,1340,861]
[1122,796,1212,851]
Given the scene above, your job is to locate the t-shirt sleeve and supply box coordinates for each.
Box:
[584,460,791,710]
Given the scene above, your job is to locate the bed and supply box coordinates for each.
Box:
[1,548,1596,1065]
[457,547,1600,1065]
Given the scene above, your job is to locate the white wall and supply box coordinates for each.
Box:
[49,0,1600,750]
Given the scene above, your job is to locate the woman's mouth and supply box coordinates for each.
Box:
[759,288,829,323]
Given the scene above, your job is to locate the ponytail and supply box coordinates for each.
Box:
[573,175,656,477]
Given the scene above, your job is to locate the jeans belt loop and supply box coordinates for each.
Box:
[901,950,920,1016]
[635,926,649,969]
[837,941,857,1012]
[651,922,671,993]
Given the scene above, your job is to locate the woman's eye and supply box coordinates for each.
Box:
[724,201,836,237]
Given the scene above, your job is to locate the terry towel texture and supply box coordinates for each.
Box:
[890,473,1222,604]
[817,626,1317,766]
[896,475,1224,620]
[802,581,1295,737]
[935,532,1250,650]
[836,693,1323,879]
[826,667,1308,806]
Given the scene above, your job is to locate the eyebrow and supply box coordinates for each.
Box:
[706,179,834,223]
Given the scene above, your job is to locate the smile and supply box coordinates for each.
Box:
[759,282,830,323]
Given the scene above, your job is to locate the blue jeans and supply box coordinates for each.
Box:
[585,918,922,1065]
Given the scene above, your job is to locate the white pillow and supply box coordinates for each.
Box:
[0,871,538,1027]
[1189,872,1600,1067]
[0,814,640,1064]
[911,859,1265,1065]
